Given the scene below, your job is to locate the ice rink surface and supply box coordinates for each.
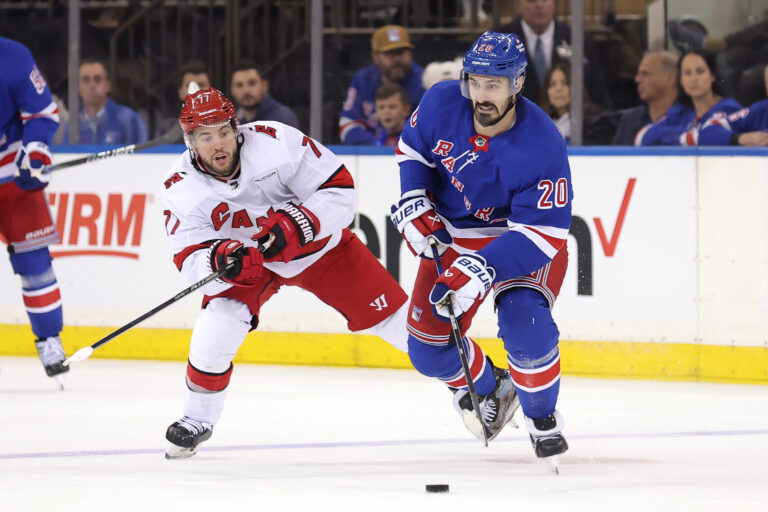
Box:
[0,356,766,511]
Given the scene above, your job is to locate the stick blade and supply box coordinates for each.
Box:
[63,346,95,366]
[187,81,201,95]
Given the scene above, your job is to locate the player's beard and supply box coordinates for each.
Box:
[201,144,241,178]
[473,97,515,127]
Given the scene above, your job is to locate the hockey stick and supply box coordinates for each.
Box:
[62,263,231,366]
[49,130,180,172]
[430,240,489,447]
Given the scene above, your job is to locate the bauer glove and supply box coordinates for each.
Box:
[14,141,52,190]
[429,253,495,320]
[390,190,452,259]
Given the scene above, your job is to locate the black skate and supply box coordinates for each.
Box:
[451,363,520,442]
[525,410,568,473]
[165,416,213,459]
[35,336,69,389]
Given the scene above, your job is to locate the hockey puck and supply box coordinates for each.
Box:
[425,484,449,493]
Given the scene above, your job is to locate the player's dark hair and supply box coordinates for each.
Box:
[80,57,110,80]
[675,49,725,108]
[375,83,410,106]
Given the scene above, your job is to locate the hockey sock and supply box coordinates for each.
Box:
[9,247,62,339]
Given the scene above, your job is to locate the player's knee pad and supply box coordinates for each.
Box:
[496,287,559,361]
[189,298,253,372]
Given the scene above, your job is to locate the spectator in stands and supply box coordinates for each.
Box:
[612,51,678,145]
[669,16,768,106]
[637,49,741,146]
[494,0,608,108]
[539,60,614,145]
[699,65,768,146]
[62,58,147,144]
[156,59,213,142]
[230,60,299,128]
[339,25,426,145]
[178,59,211,102]
[421,58,463,90]
[373,83,410,146]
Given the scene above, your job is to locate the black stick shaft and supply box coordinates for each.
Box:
[431,243,489,447]
[49,131,178,172]
[90,268,225,350]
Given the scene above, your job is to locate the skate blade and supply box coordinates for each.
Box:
[461,409,487,442]
[165,445,199,460]
[545,455,561,475]
[52,373,66,390]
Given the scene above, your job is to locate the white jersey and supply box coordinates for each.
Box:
[160,121,354,296]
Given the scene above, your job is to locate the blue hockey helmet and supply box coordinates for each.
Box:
[460,31,528,99]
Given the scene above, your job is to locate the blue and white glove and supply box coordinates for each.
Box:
[390,190,452,259]
[14,141,52,190]
[429,253,495,320]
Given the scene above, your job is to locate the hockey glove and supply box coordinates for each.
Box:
[210,239,263,287]
[253,202,320,263]
[14,141,52,190]
[429,254,495,320]
[390,190,452,259]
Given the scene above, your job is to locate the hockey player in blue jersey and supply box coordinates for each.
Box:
[391,31,572,465]
[0,36,68,387]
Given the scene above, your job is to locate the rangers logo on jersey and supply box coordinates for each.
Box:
[29,65,46,94]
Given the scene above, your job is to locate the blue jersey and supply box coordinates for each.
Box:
[396,80,572,281]
[0,37,59,183]
[698,99,768,145]
[339,64,425,145]
[637,97,741,146]
[62,98,148,145]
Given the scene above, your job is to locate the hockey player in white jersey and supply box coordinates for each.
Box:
[160,88,409,459]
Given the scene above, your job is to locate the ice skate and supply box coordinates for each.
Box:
[165,416,213,459]
[35,336,69,389]
[525,410,568,474]
[451,363,520,441]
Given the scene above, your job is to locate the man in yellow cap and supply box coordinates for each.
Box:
[339,25,425,144]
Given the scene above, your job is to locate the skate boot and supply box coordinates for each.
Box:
[35,336,69,389]
[165,416,213,459]
[525,410,568,473]
[451,363,520,441]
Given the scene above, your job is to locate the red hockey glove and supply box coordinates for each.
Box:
[253,203,320,263]
[390,191,452,259]
[14,142,53,190]
[429,254,495,320]
[210,239,263,287]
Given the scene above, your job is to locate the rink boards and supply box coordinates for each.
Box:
[1,146,767,383]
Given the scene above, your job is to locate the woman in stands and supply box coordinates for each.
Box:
[637,49,741,145]
[539,61,615,145]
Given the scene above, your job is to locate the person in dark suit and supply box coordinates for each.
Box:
[494,0,608,108]
[611,51,678,145]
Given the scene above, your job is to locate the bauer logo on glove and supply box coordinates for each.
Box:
[390,191,453,259]
[429,253,495,320]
